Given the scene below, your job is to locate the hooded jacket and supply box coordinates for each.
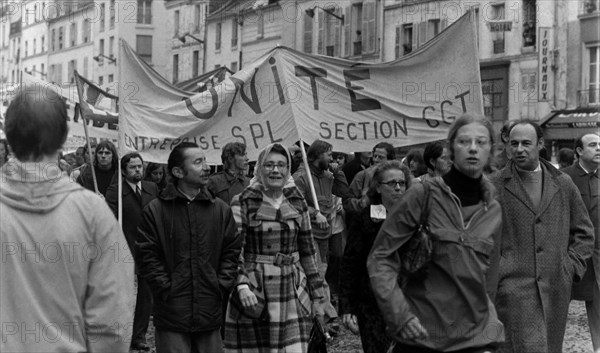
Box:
[0,161,134,353]
[136,183,242,333]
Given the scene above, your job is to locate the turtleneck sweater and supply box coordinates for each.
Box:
[442,166,482,207]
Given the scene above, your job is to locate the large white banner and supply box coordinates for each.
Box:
[120,12,483,164]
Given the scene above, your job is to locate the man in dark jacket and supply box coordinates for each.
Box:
[137,142,242,353]
[106,152,159,351]
[342,151,371,184]
[208,142,250,205]
[562,133,600,351]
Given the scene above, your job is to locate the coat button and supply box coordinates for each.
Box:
[268,228,273,233]
[536,246,543,253]
[537,276,542,281]
[535,218,542,224]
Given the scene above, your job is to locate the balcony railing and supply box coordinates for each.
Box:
[493,39,505,54]
[578,89,600,107]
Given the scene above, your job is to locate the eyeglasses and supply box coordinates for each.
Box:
[263,163,288,171]
[380,179,406,188]
[456,138,490,148]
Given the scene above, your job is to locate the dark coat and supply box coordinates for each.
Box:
[562,162,600,301]
[136,183,242,333]
[342,155,368,185]
[207,170,249,205]
[491,159,595,353]
[106,180,159,258]
[76,164,117,197]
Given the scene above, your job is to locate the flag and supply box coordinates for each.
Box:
[74,71,119,125]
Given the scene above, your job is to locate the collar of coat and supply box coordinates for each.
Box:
[159,183,215,203]
[575,161,600,177]
[429,174,496,206]
[238,184,306,221]
[239,184,305,203]
[500,158,561,180]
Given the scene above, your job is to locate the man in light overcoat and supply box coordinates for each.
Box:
[491,121,594,353]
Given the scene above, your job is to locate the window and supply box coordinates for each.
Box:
[363,1,376,53]
[51,29,55,51]
[193,50,199,77]
[172,54,179,83]
[33,38,36,55]
[70,22,77,47]
[136,35,153,63]
[110,0,115,29]
[33,4,37,22]
[99,76,104,86]
[24,41,27,57]
[482,79,504,121]
[402,24,413,55]
[589,46,600,104]
[303,14,313,53]
[83,20,90,43]
[100,4,105,32]
[99,38,105,56]
[194,4,202,32]
[321,6,342,56]
[427,19,440,41]
[108,74,114,83]
[491,4,505,54]
[109,36,114,58]
[41,36,45,52]
[231,18,238,47]
[395,26,401,58]
[257,14,264,39]
[231,61,238,72]
[58,26,64,49]
[351,3,363,55]
[215,22,221,50]
[523,0,536,47]
[138,0,152,24]
[174,10,180,36]
[68,59,77,83]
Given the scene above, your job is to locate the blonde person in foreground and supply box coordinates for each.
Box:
[0,86,134,352]
[368,114,504,353]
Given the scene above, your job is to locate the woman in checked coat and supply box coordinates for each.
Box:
[224,143,324,353]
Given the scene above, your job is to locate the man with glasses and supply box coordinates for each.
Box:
[137,142,242,353]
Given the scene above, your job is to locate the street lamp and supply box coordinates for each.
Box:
[178,32,204,44]
[305,6,344,25]
[93,54,117,64]
[24,68,47,77]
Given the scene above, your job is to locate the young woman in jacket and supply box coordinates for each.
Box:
[339,160,412,353]
[224,143,324,353]
[368,114,504,353]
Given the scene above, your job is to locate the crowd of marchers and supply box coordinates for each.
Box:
[0,86,598,353]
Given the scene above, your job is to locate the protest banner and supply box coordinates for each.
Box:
[119,12,482,164]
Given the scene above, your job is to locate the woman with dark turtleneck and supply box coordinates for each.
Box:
[368,114,504,353]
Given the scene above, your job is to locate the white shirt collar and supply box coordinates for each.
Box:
[126,180,141,193]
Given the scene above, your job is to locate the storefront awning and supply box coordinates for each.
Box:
[541,108,600,140]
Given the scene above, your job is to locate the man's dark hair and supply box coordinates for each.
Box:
[557,148,574,168]
[168,142,199,180]
[574,133,600,159]
[373,142,395,160]
[94,140,119,168]
[307,140,332,163]
[423,141,446,170]
[5,87,68,161]
[120,152,143,171]
[508,119,544,142]
[221,142,246,169]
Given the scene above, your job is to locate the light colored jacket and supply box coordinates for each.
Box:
[0,161,135,352]
[368,177,504,351]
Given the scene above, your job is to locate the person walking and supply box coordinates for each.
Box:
[491,121,594,353]
[106,153,159,351]
[340,160,411,353]
[0,87,134,352]
[561,133,600,352]
[368,114,505,352]
[137,142,242,353]
[224,143,324,353]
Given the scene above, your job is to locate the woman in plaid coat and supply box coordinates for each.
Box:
[224,143,324,353]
